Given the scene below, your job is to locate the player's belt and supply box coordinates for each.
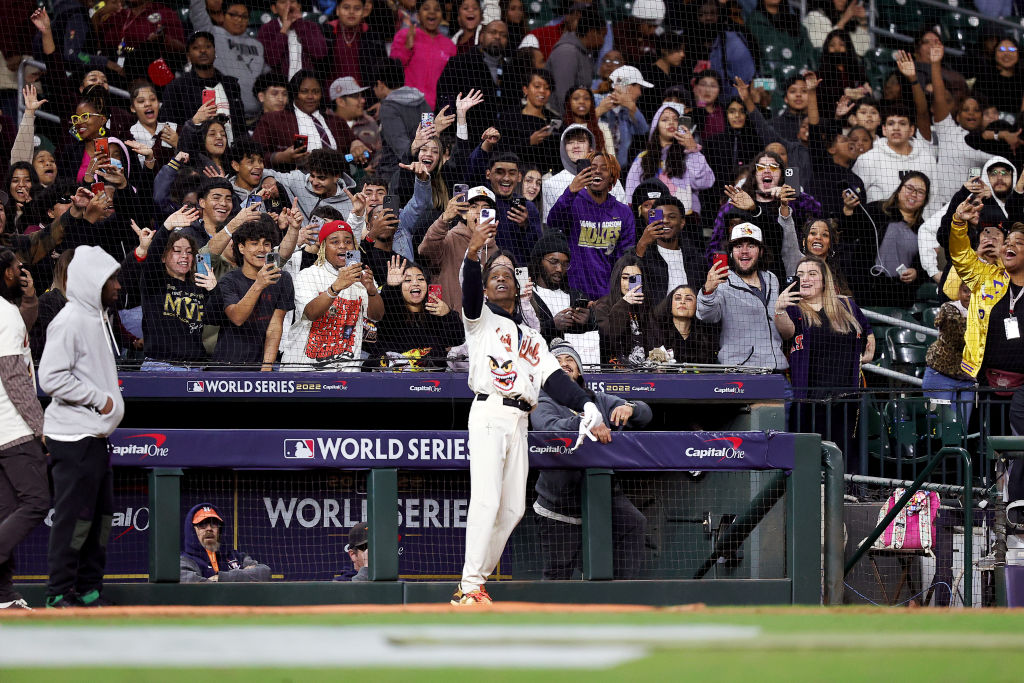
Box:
[475,393,533,412]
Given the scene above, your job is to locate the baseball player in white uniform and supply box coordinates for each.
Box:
[451,201,609,606]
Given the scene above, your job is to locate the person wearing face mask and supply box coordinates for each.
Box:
[705,150,822,284]
[698,222,788,371]
[949,198,1024,394]
[774,255,873,456]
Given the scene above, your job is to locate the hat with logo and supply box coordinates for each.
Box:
[549,338,584,376]
[192,505,223,525]
[610,65,654,89]
[345,521,368,552]
[329,76,369,102]
[319,219,354,244]
[729,222,763,245]
[466,185,496,207]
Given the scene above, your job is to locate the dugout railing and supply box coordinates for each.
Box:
[14,429,823,607]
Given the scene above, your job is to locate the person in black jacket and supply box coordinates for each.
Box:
[631,196,707,305]
[702,97,765,201]
[647,284,718,365]
[161,32,247,146]
[436,20,512,141]
[527,230,597,351]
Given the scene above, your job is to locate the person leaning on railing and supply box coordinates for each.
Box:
[950,196,1024,393]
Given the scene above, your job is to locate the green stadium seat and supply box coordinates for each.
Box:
[921,307,940,329]
[910,302,931,319]
[916,281,940,304]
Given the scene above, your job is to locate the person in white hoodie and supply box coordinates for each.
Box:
[852,107,939,216]
[37,246,125,608]
[542,124,626,226]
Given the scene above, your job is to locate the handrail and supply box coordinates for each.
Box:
[866,25,965,57]
[914,0,1024,36]
[862,363,924,386]
[846,473,992,498]
[17,60,60,125]
[862,309,939,337]
[844,446,974,606]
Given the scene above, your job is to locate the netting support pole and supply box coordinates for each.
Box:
[844,447,973,606]
[148,468,183,583]
[582,468,613,580]
[821,441,845,605]
[368,468,399,581]
[789,434,823,604]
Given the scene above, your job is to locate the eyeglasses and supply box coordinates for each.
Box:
[226,11,248,18]
[755,163,781,172]
[603,58,622,64]
[70,113,105,125]
[989,168,1012,176]
[999,46,1018,52]
[353,543,368,551]
[543,256,569,268]
[902,186,927,197]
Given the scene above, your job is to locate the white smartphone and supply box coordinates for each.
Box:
[480,208,495,223]
[514,267,529,290]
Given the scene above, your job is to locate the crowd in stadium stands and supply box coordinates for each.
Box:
[3,0,1024,386]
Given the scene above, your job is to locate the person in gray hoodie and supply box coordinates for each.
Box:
[374,59,432,181]
[38,246,125,608]
[546,6,607,106]
[697,222,788,371]
[266,148,356,221]
[189,0,267,118]
[542,124,627,225]
[531,338,649,580]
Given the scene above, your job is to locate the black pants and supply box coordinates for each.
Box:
[46,437,113,598]
[536,493,647,580]
[0,438,49,600]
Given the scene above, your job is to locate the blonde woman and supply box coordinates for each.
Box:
[775,256,874,459]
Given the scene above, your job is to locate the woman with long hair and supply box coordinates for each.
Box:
[647,284,718,365]
[690,70,725,140]
[497,67,561,174]
[5,163,39,231]
[815,29,870,114]
[782,217,851,294]
[592,255,650,368]
[121,205,219,370]
[449,0,482,54]
[375,256,464,370]
[127,82,178,168]
[702,96,764,198]
[563,86,614,156]
[624,104,715,217]
[804,0,869,56]
[29,247,75,361]
[774,255,874,457]
[973,37,1024,122]
[179,101,229,175]
[500,0,527,49]
[839,170,928,306]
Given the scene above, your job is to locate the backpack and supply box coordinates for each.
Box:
[873,488,940,551]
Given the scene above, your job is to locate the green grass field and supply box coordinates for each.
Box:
[3,608,1024,681]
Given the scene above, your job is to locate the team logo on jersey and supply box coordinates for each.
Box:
[488,355,517,391]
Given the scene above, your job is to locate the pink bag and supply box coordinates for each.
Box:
[873,488,940,551]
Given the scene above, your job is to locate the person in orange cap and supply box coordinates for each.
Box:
[180,503,270,582]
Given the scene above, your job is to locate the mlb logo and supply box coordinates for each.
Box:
[283,439,315,459]
[186,381,205,393]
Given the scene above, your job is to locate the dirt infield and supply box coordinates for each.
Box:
[0,602,695,620]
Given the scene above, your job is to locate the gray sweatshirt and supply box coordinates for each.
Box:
[38,246,125,438]
[696,270,788,371]
[190,0,267,116]
[265,169,356,220]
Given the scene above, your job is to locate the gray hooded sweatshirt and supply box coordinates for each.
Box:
[38,246,125,438]
[265,169,357,220]
[542,124,626,224]
[697,269,788,371]
[377,86,432,179]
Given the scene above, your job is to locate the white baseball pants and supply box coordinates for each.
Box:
[460,395,530,593]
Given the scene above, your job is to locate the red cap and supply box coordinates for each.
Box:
[192,506,223,525]
[319,220,353,244]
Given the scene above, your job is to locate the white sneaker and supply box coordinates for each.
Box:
[0,598,32,610]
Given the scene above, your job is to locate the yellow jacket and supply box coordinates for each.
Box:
[950,217,1010,377]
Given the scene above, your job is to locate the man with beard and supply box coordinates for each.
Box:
[437,20,511,141]
[698,223,788,371]
[528,231,598,361]
[705,151,822,284]
[0,250,48,609]
[180,504,270,583]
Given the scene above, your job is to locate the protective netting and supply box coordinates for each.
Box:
[4,0,1019,374]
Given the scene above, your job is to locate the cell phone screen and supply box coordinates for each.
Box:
[293,135,308,152]
[576,158,591,173]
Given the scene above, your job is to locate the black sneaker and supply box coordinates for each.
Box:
[45,593,80,608]
[78,589,115,607]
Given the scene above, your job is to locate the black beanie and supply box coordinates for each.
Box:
[530,229,571,261]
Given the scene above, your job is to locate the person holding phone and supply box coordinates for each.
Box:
[161,32,247,144]
[624,104,715,218]
[774,256,873,458]
[647,285,719,365]
[542,125,627,225]
[495,68,562,174]
[374,256,463,370]
[211,219,294,370]
[698,222,788,371]
[631,197,707,300]
[282,220,382,371]
[592,256,650,368]
[527,231,599,362]
[122,206,219,370]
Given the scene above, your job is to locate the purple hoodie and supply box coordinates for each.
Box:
[547,184,637,299]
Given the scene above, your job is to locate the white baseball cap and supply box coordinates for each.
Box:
[610,65,654,89]
[729,222,763,245]
[467,185,496,207]
[632,0,666,23]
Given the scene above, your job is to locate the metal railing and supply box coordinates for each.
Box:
[16,58,130,127]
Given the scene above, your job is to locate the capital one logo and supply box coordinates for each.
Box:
[409,380,442,393]
[713,381,745,394]
[112,433,170,459]
[284,439,316,459]
[684,436,746,460]
[529,437,574,455]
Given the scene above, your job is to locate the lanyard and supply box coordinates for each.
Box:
[1009,283,1024,316]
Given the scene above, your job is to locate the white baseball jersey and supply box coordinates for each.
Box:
[463,303,562,406]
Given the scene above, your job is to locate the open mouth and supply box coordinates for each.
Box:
[761,174,774,184]
[811,241,824,251]
[498,179,515,192]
